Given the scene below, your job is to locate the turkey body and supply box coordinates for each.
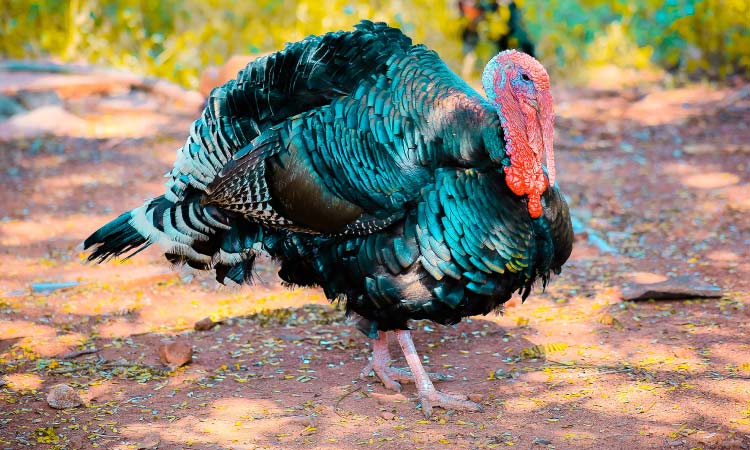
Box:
[84,21,573,415]
[275,169,571,336]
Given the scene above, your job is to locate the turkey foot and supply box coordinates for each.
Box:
[395,329,482,417]
[360,331,408,391]
[361,331,447,392]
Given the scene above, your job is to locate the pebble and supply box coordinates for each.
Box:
[721,439,745,450]
[380,411,396,420]
[288,415,317,428]
[136,432,161,449]
[621,275,722,301]
[46,384,83,409]
[374,393,407,405]
[158,340,193,368]
[194,317,216,331]
[468,393,483,403]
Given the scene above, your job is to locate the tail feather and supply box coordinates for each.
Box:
[83,195,263,285]
[128,199,213,264]
[84,211,150,262]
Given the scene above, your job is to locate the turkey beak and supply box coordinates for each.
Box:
[539,90,555,187]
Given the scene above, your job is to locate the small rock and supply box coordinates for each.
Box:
[68,435,87,448]
[194,317,216,331]
[698,432,743,449]
[380,411,395,420]
[533,437,552,445]
[720,439,745,450]
[468,393,483,403]
[288,415,317,428]
[46,384,83,409]
[158,341,193,368]
[136,432,161,449]
[373,392,408,405]
[621,275,722,301]
[493,368,509,379]
[279,333,303,342]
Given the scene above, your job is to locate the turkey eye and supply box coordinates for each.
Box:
[521,73,530,81]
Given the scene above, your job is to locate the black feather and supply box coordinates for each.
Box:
[83,212,149,262]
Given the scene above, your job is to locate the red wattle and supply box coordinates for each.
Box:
[504,165,546,218]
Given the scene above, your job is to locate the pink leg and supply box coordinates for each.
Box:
[395,329,482,417]
[360,331,415,392]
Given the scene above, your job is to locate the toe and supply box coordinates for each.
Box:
[382,378,402,392]
[419,390,483,416]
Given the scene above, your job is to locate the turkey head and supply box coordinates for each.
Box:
[481,50,555,219]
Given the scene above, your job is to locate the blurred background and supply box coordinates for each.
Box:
[2,2,750,448]
[2,0,749,90]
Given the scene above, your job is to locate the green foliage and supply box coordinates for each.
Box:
[523,0,750,80]
[1,0,463,87]
[1,0,748,86]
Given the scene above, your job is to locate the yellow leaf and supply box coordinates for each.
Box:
[599,313,624,330]
[520,343,569,359]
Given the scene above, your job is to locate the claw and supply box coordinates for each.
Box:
[360,363,404,392]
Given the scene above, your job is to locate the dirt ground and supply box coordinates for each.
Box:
[1,76,749,450]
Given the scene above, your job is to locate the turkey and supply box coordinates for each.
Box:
[83,20,573,416]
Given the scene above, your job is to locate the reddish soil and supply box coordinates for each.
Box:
[1,80,749,450]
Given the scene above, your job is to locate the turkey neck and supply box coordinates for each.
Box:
[493,84,550,219]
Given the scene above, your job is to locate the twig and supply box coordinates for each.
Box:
[49,366,90,375]
[641,401,657,414]
[334,384,364,416]
[596,367,635,375]
[60,347,99,359]
[90,434,120,439]
[545,359,635,375]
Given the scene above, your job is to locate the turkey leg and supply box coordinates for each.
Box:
[394,329,482,417]
[359,331,412,391]
[360,331,447,392]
